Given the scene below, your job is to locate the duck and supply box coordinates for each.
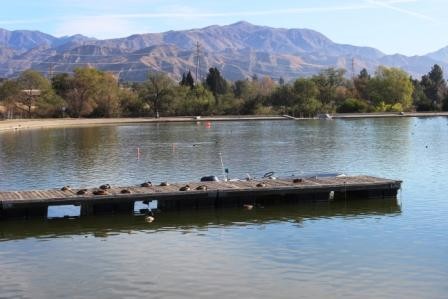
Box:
[93,189,108,195]
[76,189,88,195]
[99,184,111,190]
[60,186,71,191]
[120,189,131,194]
[243,204,254,210]
[179,185,191,191]
[256,182,266,188]
[140,181,152,187]
[159,182,169,186]
[293,178,303,183]
[195,185,208,191]
[145,216,155,223]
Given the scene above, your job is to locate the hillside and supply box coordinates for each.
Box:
[0,21,446,81]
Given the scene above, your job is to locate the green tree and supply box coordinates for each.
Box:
[119,87,143,117]
[66,68,104,117]
[0,80,21,118]
[293,78,321,116]
[205,67,228,96]
[17,70,52,118]
[92,73,122,117]
[367,66,414,111]
[51,73,72,98]
[421,64,447,110]
[354,68,371,102]
[140,72,175,118]
[337,98,369,113]
[312,68,347,112]
[412,78,431,111]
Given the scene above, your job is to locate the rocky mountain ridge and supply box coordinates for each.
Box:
[0,21,445,82]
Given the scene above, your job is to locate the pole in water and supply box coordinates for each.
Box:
[219,152,227,181]
[137,147,141,160]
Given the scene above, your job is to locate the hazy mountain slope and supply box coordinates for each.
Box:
[425,46,448,63]
[0,22,446,81]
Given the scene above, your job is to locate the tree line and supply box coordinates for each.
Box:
[1,64,448,119]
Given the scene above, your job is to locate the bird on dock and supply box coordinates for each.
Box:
[60,186,71,191]
[76,189,88,195]
[160,182,169,186]
[141,181,152,187]
[120,189,131,194]
[99,184,111,190]
[179,185,191,191]
[293,178,303,183]
[196,185,208,191]
[93,189,108,195]
[256,182,266,187]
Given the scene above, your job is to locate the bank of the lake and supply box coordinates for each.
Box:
[1,111,448,132]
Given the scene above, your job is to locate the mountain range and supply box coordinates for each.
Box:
[1,21,447,82]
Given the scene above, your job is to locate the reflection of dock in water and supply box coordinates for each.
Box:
[0,175,401,220]
[0,198,401,241]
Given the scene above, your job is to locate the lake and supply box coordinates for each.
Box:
[0,118,447,298]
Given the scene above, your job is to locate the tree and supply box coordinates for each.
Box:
[293,78,321,116]
[367,66,414,111]
[205,67,228,96]
[412,78,431,111]
[93,72,121,117]
[52,73,72,98]
[354,68,371,102]
[65,68,103,117]
[0,80,21,118]
[140,72,175,118]
[312,68,347,112]
[17,70,51,118]
[180,71,195,89]
[421,64,447,110]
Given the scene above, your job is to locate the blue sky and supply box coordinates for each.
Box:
[0,0,446,55]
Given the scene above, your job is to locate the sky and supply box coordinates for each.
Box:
[0,0,447,56]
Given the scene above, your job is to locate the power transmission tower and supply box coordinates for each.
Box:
[48,63,54,80]
[195,41,201,83]
[351,58,355,80]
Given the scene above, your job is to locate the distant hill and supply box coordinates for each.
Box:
[0,22,446,82]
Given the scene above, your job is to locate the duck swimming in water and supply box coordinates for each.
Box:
[243,204,254,210]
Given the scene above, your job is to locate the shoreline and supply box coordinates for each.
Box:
[0,112,447,132]
[0,116,289,132]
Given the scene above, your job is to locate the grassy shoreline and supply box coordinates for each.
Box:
[1,112,448,132]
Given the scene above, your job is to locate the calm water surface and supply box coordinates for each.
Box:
[0,118,447,298]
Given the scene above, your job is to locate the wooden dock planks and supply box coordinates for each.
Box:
[0,175,402,210]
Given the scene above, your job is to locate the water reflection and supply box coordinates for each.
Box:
[0,198,400,242]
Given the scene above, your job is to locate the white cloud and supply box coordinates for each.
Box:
[365,0,437,22]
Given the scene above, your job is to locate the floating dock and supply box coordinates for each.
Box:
[0,175,401,220]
